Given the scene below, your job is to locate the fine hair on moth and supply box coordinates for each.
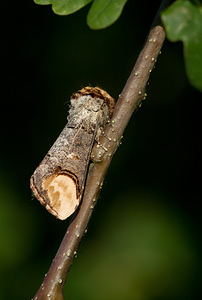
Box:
[30,87,115,220]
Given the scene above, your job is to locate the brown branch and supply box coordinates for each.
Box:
[33,25,165,300]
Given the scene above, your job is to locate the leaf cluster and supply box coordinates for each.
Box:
[34,0,202,92]
[34,0,128,29]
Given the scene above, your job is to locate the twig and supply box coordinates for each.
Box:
[33,25,165,300]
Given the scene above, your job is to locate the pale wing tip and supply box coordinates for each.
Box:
[31,173,80,220]
[43,174,80,220]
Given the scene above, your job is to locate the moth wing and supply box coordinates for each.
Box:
[30,124,96,220]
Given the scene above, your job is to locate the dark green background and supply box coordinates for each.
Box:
[1,1,201,299]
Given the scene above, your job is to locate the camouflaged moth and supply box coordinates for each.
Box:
[30,87,114,220]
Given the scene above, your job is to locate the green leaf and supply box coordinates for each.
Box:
[87,0,128,29]
[52,0,92,15]
[162,0,202,92]
[34,0,92,14]
[34,0,52,4]
[34,0,128,29]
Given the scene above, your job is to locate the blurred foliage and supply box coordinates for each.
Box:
[1,0,201,299]
[162,0,202,92]
[66,191,200,300]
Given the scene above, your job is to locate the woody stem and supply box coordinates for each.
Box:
[33,25,165,300]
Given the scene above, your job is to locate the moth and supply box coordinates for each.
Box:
[30,87,115,220]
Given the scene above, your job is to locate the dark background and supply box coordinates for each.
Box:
[1,1,201,299]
